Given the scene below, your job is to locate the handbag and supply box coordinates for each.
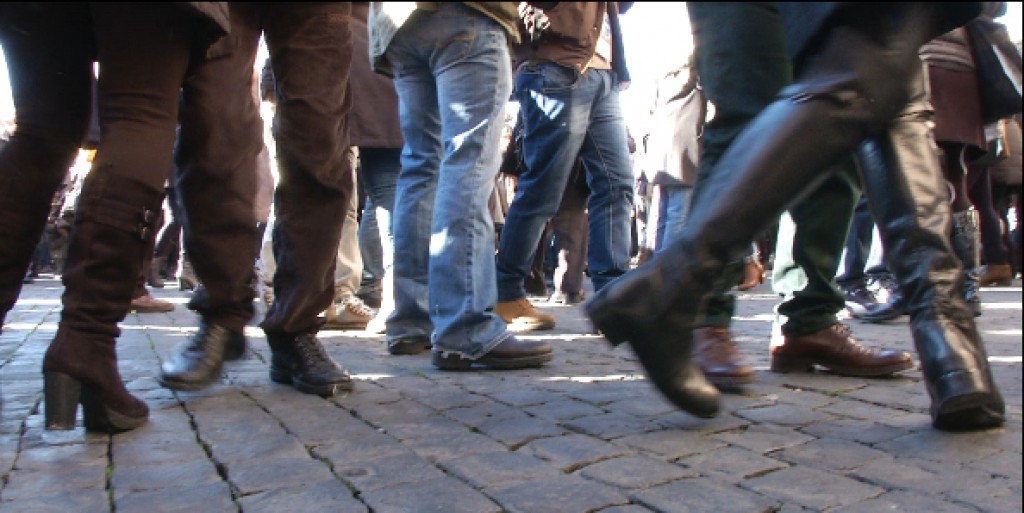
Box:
[966,18,1023,124]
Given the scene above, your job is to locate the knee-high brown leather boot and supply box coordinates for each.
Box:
[43,172,163,432]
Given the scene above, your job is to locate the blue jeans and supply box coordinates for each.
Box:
[649,184,694,251]
[357,146,401,283]
[497,64,634,299]
[385,3,511,357]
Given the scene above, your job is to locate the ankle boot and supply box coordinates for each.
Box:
[951,210,982,316]
[42,173,163,432]
[857,89,1004,431]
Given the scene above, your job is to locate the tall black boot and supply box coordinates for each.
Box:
[42,173,163,432]
[858,92,1004,431]
[950,209,982,316]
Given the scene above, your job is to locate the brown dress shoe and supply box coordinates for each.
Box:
[770,323,913,377]
[130,292,175,313]
[495,298,556,331]
[692,326,756,388]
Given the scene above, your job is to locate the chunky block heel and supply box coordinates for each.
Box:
[770,356,815,373]
[44,372,82,430]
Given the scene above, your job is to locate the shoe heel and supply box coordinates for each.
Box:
[44,372,82,430]
[770,356,814,373]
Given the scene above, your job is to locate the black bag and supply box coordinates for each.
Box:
[966,18,1023,124]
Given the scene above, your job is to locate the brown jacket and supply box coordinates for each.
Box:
[350,2,403,148]
[520,2,632,80]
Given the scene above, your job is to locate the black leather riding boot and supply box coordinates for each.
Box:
[858,100,1004,431]
[42,172,163,431]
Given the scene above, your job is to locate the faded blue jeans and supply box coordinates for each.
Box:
[497,64,635,300]
[385,3,511,357]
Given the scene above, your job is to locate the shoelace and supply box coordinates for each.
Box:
[296,337,330,367]
[342,297,375,317]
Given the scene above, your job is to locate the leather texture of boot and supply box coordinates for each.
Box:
[42,173,164,432]
[858,100,1004,431]
[978,263,1013,287]
[159,319,248,391]
[950,209,983,317]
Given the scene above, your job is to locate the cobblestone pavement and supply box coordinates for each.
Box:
[1,276,1020,513]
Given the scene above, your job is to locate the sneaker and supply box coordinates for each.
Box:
[494,297,556,331]
[842,282,879,318]
[324,295,376,330]
[867,272,899,305]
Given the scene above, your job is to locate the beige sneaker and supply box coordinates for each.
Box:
[324,295,376,330]
[495,297,556,331]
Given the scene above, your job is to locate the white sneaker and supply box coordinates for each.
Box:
[324,295,376,329]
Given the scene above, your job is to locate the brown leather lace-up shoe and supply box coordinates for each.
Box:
[692,327,756,389]
[770,323,913,377]
[130,292,175,313]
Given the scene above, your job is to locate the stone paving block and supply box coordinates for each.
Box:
[630,476,779,513]
[475,415,568,447]
[489,388,557,407]
[402,387,491,411]
[111,435,209,468]
[361,476,502,513]
[712,423,815,454]
[845,382,931,412]
[565,381,654,407]
[238,479,367,513]
[440,450,562,489]
[378,414,469,441]
[604,395,680,417]
[612,430,728,461]
[443,401,531,428]
[332,451,448,493]
[227,456,336,496]
[849,457,992,496]
[818,396,917,422]
[561,411,660,439]
[0,488,108,513]
[967,448,1022,479]
[1,465,107,502]
[653,410,752,433]
[523,398,607,421]
[945,476,1023,513]
[403,430,509,463]
[742,466,884,510]
[598,506,656,513]
[771,438,893,472]
[277,410,380,446]
[578,454,697,489]
[798,417,910,445]
[521,433,634,471]
[311,431,412,466]
[677,446,788,483]
[875,429,1002,465]
[110,458,222,495]
[734,402,838,426]
[208,433,310,464]
[485,474,630,513]
[829,490,982,513]
[114,481,235,513]
[12,441,107,471]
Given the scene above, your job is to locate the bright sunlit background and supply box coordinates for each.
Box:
[1,2,1022,139]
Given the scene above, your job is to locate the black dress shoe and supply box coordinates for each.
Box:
[159,321,248,391]
[268,333,353,396]
[432,335,552,370]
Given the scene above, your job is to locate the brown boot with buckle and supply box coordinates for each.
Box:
[770,323,913,377]
[692,326,756,389]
